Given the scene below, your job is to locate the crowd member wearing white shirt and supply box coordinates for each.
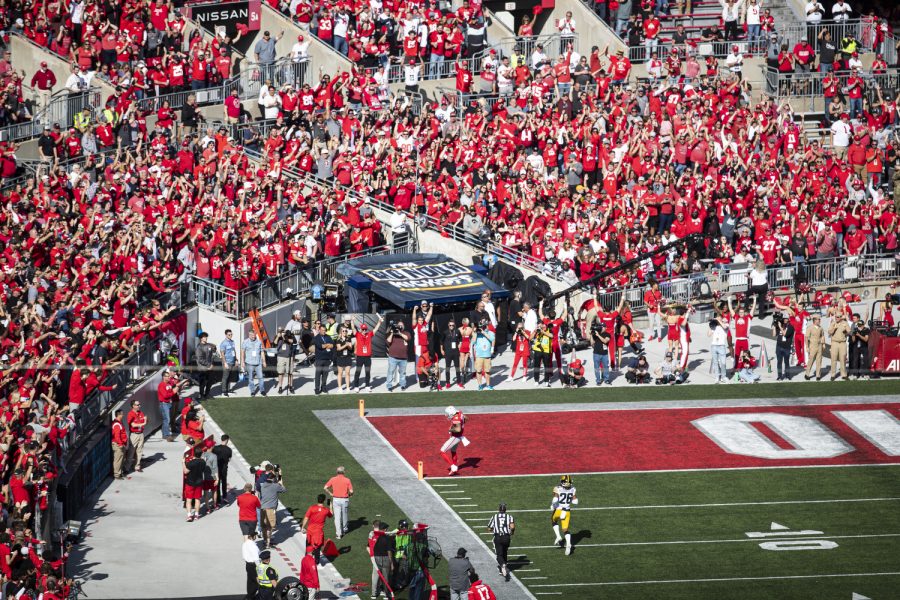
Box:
[291,35,310,62]
[403,58,422,93]
[531,45,550,70]
[709,318,730,382]
[333,8,350,55]
[725,45,744,79]
[831,0,851,22]
[830,112,852,158]
[745,0,762,50]
[804,1,824,43]
[556,11,576,54]
[522,302,539,337]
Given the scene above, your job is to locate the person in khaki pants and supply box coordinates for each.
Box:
[804,315,826,380]
[828,313,851,380]
[111,410,128,480]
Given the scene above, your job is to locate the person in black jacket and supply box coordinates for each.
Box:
[441,319,463,388]
[181,94,204,138]
[312,325,335,394]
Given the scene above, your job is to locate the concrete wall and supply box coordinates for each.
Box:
[10,35,116,100]
[258,4,354,78]
[544,0,626,55]
[486,8,516,44]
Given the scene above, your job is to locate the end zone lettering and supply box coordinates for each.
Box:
[370,403,900,477]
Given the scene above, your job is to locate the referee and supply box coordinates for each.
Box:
[487,503,515,578]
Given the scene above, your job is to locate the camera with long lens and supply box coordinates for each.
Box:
[388,321,400,334]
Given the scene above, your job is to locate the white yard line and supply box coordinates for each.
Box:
[528,572,900,588]
[459,497,900,516]
[364,395,900,418]
[429,462,900,479]
[511,533,900,550]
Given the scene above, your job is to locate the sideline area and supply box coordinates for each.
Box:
[68,429,358,600]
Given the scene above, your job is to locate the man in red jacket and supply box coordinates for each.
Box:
[111,410,128,480]
[237,483,261,540]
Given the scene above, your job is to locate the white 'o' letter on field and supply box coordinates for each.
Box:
[692,413,854,459]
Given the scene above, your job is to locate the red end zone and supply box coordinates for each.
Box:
[368,403,900,476]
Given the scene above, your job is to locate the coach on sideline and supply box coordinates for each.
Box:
[324,466,354,539]
[487,503,515,578]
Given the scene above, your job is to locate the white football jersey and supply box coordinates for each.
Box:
[553,485,577,510]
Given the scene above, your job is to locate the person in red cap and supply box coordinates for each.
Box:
[563,356,586,388]
[31,61,57,112]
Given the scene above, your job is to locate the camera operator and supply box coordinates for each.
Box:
[590,322,612,385]
[654,352,686,384]
[531,322,553,386]
[416,349,441,389]
[473,319,496,390]
[848,313,870,378]
[352,316,383,392]
[274,327,296,394]
[562,357,586,388]
[772,312,795,381]
[386,320,411,392]
[510,323,531,380]
[625,353,651,384]
[259,463,286,549]
[312,323,335,395]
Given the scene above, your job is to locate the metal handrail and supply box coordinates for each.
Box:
[762,66,900,108]
[0,86,102,143]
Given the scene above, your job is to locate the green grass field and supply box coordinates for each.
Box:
[202,380,899,599]
[440,467,900,599]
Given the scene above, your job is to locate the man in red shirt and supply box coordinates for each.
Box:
[237,483,261,540]
[126,399,147,473]
[469,578,496,600]
[30,61,56,112]
[301,494,334,560]
[157,370,187,441]
[111,409,128,480]
[224,88,241,125]
[643,281,664,341]
[352,316,382,391]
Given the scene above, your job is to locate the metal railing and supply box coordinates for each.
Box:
[776,18,886,56]
[135,59,311,113]
[588,252,900,314]
[0,87,102,142]
[490,33,579,62]
[762,67,900,108]
[384,52,490,84]
[192,241,410,318]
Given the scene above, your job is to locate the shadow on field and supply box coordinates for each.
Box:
[572,529,592,544]
[507,555,530,572]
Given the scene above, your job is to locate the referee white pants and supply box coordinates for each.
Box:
[333,497,350,537]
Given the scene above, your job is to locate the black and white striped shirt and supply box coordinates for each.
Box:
[488,512,514,536]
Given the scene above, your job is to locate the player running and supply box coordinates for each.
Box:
[440,406,470,475]
[551,475,578,555]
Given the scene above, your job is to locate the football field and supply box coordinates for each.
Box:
[204,380,900,600]
[425,468,900,599]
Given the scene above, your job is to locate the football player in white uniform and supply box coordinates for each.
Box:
[551,475,578,555]
[440,405,469,475]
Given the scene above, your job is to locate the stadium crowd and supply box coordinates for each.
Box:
[0,0,895,596]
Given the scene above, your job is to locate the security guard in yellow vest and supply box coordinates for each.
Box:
[324,314,339,338]
[531,322,553,386]
[73,107,92,133]
[256,550,279,600]
[98,106,118,128]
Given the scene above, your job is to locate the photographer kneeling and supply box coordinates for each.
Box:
[625,353,651,384]
[562,358,586,388]
[416,349,442,390]
[654,352,688,385]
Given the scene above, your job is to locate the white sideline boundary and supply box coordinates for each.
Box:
[457,496,900,516]
[509,532,900,550]
[528,571,900,587]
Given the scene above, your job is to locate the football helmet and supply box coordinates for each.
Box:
[559,475,573,489]
[445,405,457,419]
